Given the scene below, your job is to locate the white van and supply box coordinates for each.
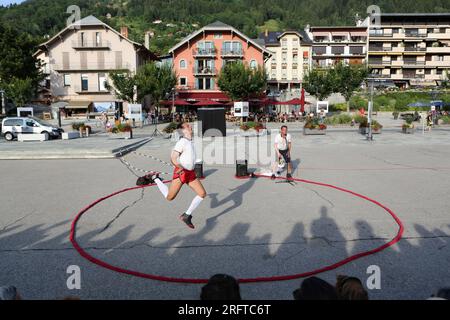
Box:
[1,117,63,141]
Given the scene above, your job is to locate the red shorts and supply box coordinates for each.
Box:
[173,167,197,185]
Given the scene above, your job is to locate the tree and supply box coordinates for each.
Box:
[2,78,35,108]
[217,62,267,101]
[105,72,136,103]
[135,62,177,113]
[0,22,43,108]
[332,63,369,112]
[303,68,335,102]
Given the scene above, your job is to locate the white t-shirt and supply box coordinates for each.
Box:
[173,137,196,171]
[275,133,292,151]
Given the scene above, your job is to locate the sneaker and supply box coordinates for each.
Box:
[180,213,195,229]
[148,173,160,184]
[271,174,276,180]
[287,174,293,180]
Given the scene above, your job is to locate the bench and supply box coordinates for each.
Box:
[62,132,81,140]
[18,134,48,142]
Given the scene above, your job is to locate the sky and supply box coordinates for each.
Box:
[0,0,25,7]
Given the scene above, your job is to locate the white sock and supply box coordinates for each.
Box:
[154,178,169,199]
[186,195,204,216]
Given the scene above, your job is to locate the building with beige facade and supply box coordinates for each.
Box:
[259,30,313,99]
[365,13,450,88]
[34,15,157,116]
[307,25,368,68]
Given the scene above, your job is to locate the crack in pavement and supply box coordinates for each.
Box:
[100,188,145,233]
[302,184,335,208]
[2,234,448,253]
[0,211,36,232]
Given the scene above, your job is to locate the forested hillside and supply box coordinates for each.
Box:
[1,0,449,55]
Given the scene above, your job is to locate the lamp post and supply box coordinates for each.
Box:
[0,89,5,115]
[366,74,378,141]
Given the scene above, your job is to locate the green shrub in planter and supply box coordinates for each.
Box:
[163,122,180,134]
[324,113,353,125]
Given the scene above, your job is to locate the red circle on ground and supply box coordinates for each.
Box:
[70,176,404,284]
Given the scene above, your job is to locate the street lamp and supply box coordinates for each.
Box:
[366,74,380,141]
[0,89,5,115]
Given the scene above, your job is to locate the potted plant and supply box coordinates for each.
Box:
[108,123,133,139]
[359,117,383,134]
[402,116,415,134]
[393,111,400,120]
[304,117,327,135]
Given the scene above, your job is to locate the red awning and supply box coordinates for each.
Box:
[178,91,230,101]
[160,99,193,106]
[284,98,312,105]
[193,100,224,106]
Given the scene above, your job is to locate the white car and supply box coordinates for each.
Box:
[1,117,63,141]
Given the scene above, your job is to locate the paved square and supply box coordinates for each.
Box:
[0,125,449,300]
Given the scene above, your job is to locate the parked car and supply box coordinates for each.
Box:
[1,117,64,141]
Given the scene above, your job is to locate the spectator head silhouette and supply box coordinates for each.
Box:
[429,288,450,300]
[336,275,369,300]
[0,286,21,300]
[293,277,338,300]
[200,274,241,300]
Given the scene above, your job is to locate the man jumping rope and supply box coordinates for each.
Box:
[271,125,293,180]
[150,122,207,229]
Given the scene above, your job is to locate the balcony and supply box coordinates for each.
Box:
[405,32,427,38]
[192,48,217,58]
[368,60,384,66]
[369,32,393,38]
[52,62,132,72]
[403,60,426,67]
[404,47,427,52]
[72,41,111,50]
[73,86,110,94]
[193,66,217,76]
[221,49,244,58]
[369,46,393,52]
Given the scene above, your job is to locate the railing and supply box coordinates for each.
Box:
[73,85,110,94]
[368,60,384,65]
[403,61,426,66]
[52,62,132,71]
[72,40,111,49]
[193,67,217,76]
[405,32,427,38]
[192,48,216,57]
[221,49,244,57]
[369,46,392,52]
[404,47,427,52]
[369,32,393,37]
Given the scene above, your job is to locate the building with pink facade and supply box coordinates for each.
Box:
[168,21,272,102]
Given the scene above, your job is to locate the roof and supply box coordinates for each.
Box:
[169,21,272,55]
[310,26,368,30]
[35,15,158,60]
[258,30,313,46]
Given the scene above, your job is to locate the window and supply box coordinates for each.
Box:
[437,69,443,75]
[196,78,214,90]
[292,38,299,47]
[98,73,107,91]
[282,52,287,62]
[303,51,309,59]
[81,74,89,91]
[282,39,288,48]
[96,32,101,46]
[180,59,187,69]
[64,74,71,86]
[222,41,242,54]
[250,60,257,69]
[4,119,23,127]
[180,77,187,86]
[80,32,85,46]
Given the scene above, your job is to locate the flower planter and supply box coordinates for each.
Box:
[303,128,327,135]
[360,127,381,135]
[239,129,267,137]
[109,131,133,140]
[402,127,415,134]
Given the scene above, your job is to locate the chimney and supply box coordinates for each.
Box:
[304,24,310,33]
[145,31,153,49]
[120,26,129,39]
[265,29,269,37]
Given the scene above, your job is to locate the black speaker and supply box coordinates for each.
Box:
[197,107,226,137]
[195,161,204,179]
[236,160,248,177]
